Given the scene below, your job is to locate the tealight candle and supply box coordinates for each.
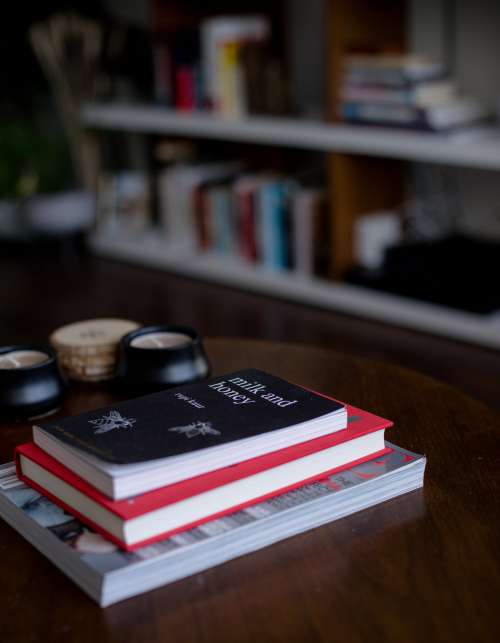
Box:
[0,345,67,421]
[129,332,192,350]
[0,350,50,370]
[119,325,210,391]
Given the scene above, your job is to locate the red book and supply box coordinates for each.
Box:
[175,65,196,111]
[240,190,258,261]
[233,178,261,262]
[15,404,391,551]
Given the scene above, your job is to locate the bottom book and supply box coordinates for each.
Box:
[0,444,425,607]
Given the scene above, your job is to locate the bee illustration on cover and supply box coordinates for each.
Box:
[90,411,137,434]
[168,420,221,438]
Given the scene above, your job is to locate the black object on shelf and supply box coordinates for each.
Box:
[346,235,500,315]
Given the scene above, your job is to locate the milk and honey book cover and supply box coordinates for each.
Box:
[36,369,345,464]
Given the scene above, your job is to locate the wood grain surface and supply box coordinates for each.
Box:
[1,338,499,643]
[2,248,500,412]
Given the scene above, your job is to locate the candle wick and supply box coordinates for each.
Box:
[152,337,164,348]
[9,357,21,368]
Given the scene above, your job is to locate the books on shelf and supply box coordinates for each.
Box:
[0,445,425,606]
[158,161,241,247]
[2,366,426,605]
[342,98,490,131]
[152,14,287,118]
[340,54,490,132]
[343,54,445,86]
[157,162,330,277]
[153,29,201,112]
[341,80,455,108]
[201,15,270,117]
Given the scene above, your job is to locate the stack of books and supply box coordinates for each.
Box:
[0,368,425,606]
[158,162,329,276]
[339,54,489,132]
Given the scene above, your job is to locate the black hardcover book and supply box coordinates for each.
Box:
[37,369,345,465]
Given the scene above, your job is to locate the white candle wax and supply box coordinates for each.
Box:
[130,332,192,350]
[0,350,50,369]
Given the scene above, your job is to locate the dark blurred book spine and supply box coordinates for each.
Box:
[291,189,329,277]
[153,42,173,105]
[194,185,211,250]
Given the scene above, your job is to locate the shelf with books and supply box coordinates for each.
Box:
[82,102,500,171]
[81,2,500,345]
[89,230,500,350]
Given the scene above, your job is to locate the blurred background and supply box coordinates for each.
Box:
[2,0,500,408]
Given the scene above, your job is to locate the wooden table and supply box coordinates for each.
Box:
[1,338,499,643]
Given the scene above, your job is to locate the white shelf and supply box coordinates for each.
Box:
[90,231,500,349]
[82,102,500,171]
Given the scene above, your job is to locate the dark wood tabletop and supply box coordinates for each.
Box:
[1,338,499,643]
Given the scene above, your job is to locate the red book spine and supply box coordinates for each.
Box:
[175,65,196,112]
[240,191,258,261]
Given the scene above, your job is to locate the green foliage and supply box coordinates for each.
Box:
[0,119,72,199]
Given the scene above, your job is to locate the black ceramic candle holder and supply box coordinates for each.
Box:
[119,325,210,392]
[0,344,67,421]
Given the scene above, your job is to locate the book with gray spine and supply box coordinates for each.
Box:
[0,443,425,607]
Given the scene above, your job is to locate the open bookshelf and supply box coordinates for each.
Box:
[84,0,500,349]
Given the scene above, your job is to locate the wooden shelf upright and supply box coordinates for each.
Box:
[327,0,407,278]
